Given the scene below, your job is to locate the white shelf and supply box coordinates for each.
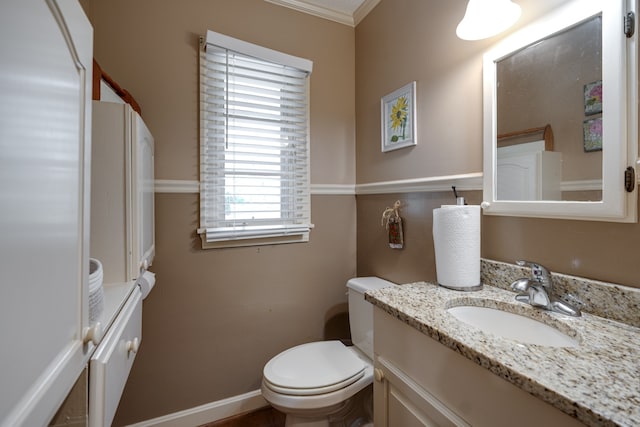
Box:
[96,281,137,334]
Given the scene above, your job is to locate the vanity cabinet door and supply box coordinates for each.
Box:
[0,1,93,426]
[374,357,470,427]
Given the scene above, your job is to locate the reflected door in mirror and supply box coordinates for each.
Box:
[496,16,602,202]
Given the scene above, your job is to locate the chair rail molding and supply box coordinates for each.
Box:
[355,172,484,195]
[154,180,356,195]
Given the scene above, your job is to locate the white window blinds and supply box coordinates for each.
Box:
[198,31,313,248]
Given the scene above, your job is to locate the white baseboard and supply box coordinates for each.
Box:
[125,390,268,427]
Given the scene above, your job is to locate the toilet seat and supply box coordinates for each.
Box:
[263,341,365,396]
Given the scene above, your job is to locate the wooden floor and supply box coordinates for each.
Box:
[199,406,286,427]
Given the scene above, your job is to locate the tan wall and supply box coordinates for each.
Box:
[355,0,484,183]
[81,0,357,424]
[355,0,567,184]
[357,191,484,285]
[114,194,356,424]
[86,0,355,185]
[358,191,640,289]
[355,0,639,289]
[80,0,640,423]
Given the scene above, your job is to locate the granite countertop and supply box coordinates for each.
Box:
[366,282,640,427]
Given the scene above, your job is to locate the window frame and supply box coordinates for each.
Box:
[198,31,313,249]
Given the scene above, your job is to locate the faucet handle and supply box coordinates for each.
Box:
[515,260,552,288]
[510,278,531,293]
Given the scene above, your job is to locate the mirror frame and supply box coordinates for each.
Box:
[482,0,638,222]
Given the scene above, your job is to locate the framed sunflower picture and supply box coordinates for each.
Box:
[381,81,417,152]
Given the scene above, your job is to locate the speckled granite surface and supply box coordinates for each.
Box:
[482,259,640,327]
[366,282,640,427]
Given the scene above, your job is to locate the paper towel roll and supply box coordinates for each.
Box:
[432,205,481,291]
[137,270,156,299]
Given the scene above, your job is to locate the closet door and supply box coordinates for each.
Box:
[0,1,93,426]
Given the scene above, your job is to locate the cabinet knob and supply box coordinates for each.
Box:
[374,368,385,382]
[83,322,103,345]
[481,201,491,209]
[126,337,140,354]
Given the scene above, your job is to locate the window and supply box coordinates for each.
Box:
[198,31,313,248]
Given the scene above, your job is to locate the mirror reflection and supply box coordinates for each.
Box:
[496,16,602,202]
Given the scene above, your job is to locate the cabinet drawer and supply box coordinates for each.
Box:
[89,288,142,427]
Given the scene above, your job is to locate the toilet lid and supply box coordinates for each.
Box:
[263,341,366,396]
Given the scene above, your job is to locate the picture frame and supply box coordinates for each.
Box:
[583,117,602,152]
[583,80,602,116]
[381,81,417,152]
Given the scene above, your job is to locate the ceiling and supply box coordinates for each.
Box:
[265,0,381,26]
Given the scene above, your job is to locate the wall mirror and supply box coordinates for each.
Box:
[482,0,638,222]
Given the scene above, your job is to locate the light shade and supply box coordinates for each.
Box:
[456,0,522,41]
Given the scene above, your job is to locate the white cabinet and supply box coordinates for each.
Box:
[89,99,154,426]
[91,101,155,284]
[0,1,93,426]
[373,307,585,427]
[497,141,562,200]
[89,288,143,427]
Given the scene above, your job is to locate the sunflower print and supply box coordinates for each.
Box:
[390,96,408,131]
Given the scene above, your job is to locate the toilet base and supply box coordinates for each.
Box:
[284,415,330,427]
[278,385,373,427]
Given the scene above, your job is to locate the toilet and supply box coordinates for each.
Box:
[261,277,395,427]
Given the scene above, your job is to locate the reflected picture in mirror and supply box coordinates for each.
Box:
[496,16,602,202]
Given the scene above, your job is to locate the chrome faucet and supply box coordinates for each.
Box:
[510,260,581,317]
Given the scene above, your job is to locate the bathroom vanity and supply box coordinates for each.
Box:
[367,261,640,427]
[372,307,584,427]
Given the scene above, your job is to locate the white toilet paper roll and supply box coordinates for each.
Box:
[137,270,156,299]
[432,205,481,291]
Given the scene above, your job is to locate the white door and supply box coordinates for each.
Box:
[0,1,93,426]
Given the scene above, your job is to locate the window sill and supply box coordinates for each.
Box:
[198,232,310,249]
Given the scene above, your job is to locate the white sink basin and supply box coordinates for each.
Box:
[447,305,579,347]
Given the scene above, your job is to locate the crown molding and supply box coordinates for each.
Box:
[264,0,380,27]
[265,0,354,26]
[353,0,381,26]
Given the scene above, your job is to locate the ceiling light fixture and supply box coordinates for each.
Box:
[456,0,522,41]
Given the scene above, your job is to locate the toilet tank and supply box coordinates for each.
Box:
[347,277,395,359]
